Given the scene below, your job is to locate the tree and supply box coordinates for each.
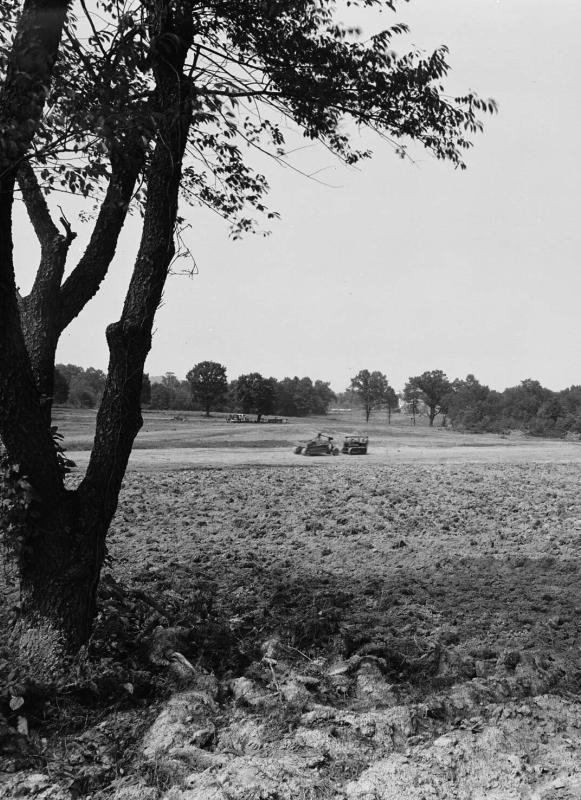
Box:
[532,396,567,437]
[401,383,422,425]
[445,374,491,430]
[162,372,181,394]
[274,376,327,417]
[171,380,193,411]
[227,379,239,412]
[236,373,277,422]
[266,376,336,416]
[150,375,191,410]
[186,361,228,417]
[52,368,69,405]
[69,367,106,408]
[52,364,106,408]
[0,0,493,654]
[140,374,152,406]
[501,379,552,428]
[150,382,172,410]
[559,385,581,417]
[333,391,355,410]
[350,370,389,422]
[312,381,336,416]
[55,363,83,389]
[385,385,399,424]
[275,377,299,417]
[293,377,317,417]
[405,370,452,427]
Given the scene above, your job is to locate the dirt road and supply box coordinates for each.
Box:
[69,438,581,471]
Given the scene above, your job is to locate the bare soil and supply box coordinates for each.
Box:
[3,411,581,799]
[60,407,581,469]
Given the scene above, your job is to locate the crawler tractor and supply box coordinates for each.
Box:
[341,434,368,455]
[294,433,339,456]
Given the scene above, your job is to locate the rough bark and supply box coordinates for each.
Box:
[58,9,193,650]
[81,95,191,509]
[0,0,71,175]
[0,0,74,664]
[0,0,71,494]
[4,0,194,655]
[0,192,63,498]
[17,490,107,659]
[17,162,75,419]
[16,149,142,420]
[79,2,193,506]
[59,144,144,331]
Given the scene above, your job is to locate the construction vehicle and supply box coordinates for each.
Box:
[294,432,339,456]
[341,434,369,455]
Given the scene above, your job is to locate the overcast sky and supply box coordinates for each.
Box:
[14,0,581,394]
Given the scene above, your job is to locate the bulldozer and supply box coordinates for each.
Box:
[341,434,368,455]
[294,432,339,456]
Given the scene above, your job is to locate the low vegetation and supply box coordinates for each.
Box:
[54,364,581,441]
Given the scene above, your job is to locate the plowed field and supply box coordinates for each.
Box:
[4,412,581,799]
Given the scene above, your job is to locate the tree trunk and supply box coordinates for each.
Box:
[3,0,194,656]
[0,0,71,482]
[16,149,142,425]
[17,492,109,662]
[17,162,76,423]
[0,186,63,498]
[34,4,193,652]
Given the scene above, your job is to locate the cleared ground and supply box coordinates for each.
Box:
[3,409,581,799]
[56,407,581,469]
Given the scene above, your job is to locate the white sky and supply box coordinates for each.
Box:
[13,0,581,394]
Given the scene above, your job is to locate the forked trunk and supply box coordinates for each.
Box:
[2,0,194,658]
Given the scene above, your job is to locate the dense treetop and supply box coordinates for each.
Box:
[1,0,494,235]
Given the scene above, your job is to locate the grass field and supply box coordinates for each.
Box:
[54,406,581,468]
[3,409,581,798]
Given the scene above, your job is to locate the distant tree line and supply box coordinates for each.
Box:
[53,361,337,418]
[399,370,581,437]
[53,364,107,408]
[54,362,581,436]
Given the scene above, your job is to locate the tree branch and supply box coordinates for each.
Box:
[59,145,144,332]
[78,9,193,518]
[0,0,71,493]
[17,161,61,243]
[79,0,108,59]
[17,162,75,413]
